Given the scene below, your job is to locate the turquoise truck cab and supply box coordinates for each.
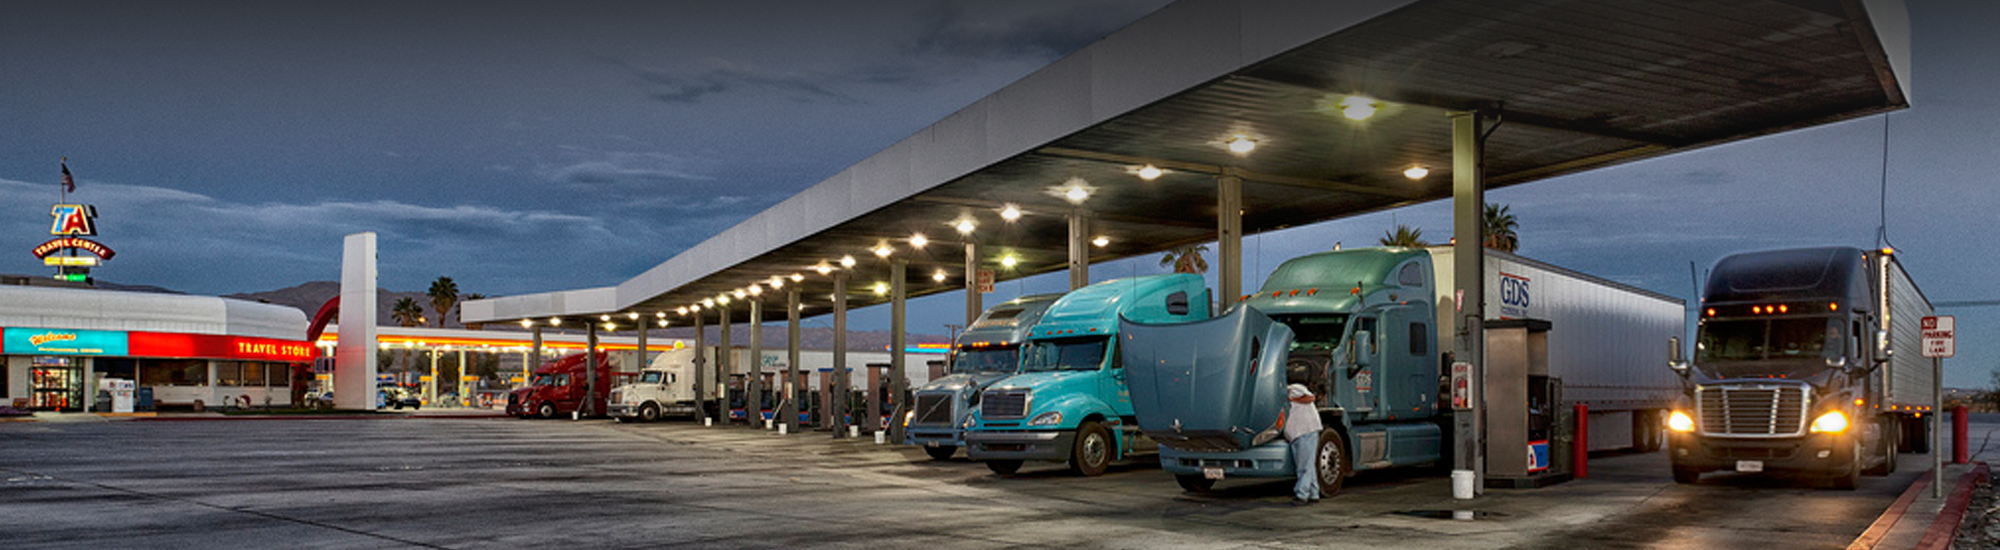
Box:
[902,294,1063,460]
[964,274,1209,476]
[1125,247,1443,494]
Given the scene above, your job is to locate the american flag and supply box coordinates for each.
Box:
[61,160,75,193]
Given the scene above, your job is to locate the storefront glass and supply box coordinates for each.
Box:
[30,356,82,411]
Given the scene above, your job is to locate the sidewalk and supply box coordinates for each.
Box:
[1848,461,1990,550]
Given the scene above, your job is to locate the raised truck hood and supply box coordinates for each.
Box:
[1121,305,1294,453]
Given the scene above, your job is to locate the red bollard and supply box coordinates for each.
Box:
[1574,403,1589,479]
[1954,406,1970,465]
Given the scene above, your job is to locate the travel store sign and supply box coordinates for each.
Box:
[1,328,314,361]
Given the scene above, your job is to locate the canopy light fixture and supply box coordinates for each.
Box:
[599,314,611,322]
[1403,165,1429,180]
[873,282,889,295]
[627,312,639,320]
[520,319,533,328]
[873,243,893,258]
[1000,254,1019,268]
[999,205,1022,222]
[748,284,762,296]
[1136,164,1163,181]
[790,273,804,282]
[839,255,857,268]
[1226,135,1257,154]
[955,219,976,234]
[1340,95,1378,120]
[908,233,928,249]
[1092,236,1110,248]
[933,270,947,282]
[815,263,833,275]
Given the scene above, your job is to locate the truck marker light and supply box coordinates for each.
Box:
[1830,303,1839,311]
[1307,288,1318,296]
[1289,289,1300,297]
[1706,308,1716,317]
[1351,286,1361,295]
[1242,294,1252,301]
[1855,398,1864,406]
[1778,304,1788,313]
[1752,306,1762,314]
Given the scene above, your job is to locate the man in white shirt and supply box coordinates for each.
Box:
[1284,383,1324,505]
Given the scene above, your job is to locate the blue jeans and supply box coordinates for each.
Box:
[1290,432,1321,501]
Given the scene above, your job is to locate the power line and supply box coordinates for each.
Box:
[1934,300,2000,309]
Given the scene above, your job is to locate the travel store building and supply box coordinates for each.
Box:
[0,284,312,411]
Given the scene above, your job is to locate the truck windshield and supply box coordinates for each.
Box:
[1697,317,1842,362]
[1020,337,1108,372]
[640,371,663,384]
[1276,315,1348,351]
[531,373,556,386]
[951,346,1019,374]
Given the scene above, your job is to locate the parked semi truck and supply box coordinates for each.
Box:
[609,348,699,422]
[1666,247,1932,489]
[964,274,1210,476]
[506,352,619,419]
[903,294,1063,460]
[1123,246,1682,494]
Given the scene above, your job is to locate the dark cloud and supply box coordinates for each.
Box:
[627,58,859,105]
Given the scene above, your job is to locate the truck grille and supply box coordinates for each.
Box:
[981,389,1029,419]
[1697,384,1809,437]
[912,393,955,425]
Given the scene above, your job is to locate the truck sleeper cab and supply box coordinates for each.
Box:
[1666,247,1930,489]
[505,352,616,419]
[610,348,699,422]
[964,274,1209,477]
[903,294,1062,460]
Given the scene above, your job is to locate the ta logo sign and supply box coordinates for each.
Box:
[49,204,98,237]
[1499,272,1531,319]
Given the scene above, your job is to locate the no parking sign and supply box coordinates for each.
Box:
[1921,315,1954,358]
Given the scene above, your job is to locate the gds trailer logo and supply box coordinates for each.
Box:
[1499,272,1531,319]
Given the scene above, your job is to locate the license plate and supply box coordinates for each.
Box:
[925,441,939,448]
[1736,460,1764,473]
[1203,466,1225,480]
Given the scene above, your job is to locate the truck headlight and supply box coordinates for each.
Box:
[1667,411,1695,433]
[1810,411,1850,434]
[1028,411,1063,427]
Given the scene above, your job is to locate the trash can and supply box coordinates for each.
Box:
[136,387,155,411]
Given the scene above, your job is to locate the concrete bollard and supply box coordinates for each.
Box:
[1451,470,1476,500]
[1955,406,1970,465]
[1574,403,1589,479]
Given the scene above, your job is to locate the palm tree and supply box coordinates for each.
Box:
[1379,224,1431,247]
[428,277,459,328]
[1159,244,1210,274]
[1484,203,1519,253]
[391,298,424,327]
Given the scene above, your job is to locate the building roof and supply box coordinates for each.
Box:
[0,285,306,340]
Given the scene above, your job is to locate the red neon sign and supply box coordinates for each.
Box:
[127,332,315,362]
[32,237,115,260]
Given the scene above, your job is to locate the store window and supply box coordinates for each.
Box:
[216,362,243,386]
[267,364,291,387]
[243,362,266,387]
[141,359,208,386]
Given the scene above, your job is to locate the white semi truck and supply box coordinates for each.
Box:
[609,348,699,422]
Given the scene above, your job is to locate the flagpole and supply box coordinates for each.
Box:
[59,156,66,204]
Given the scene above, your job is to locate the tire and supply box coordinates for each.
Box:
[1070,421,1112,477]
[923,445,957,461]
[1867,421,1897,476]
[537,402,557,420]
[1671,465,1701,484]
[1175,474,1216,493]
[640,403,661,422]
[986,460,1024,476]
[1316,429,1349,497]
[1830,440,1861,490]
[411,403,420,411]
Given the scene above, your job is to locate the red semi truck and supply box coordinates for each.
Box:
[506,352,622,419]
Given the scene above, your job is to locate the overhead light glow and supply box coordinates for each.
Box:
[1092,236,1110,248]
[657,320,668,328]
[790,273,804,282]
[718,293,732,305]
[932,270,947,282]
[1137,165,1163,181]
[908,233,928,248]
[1065,186,1089,203]
[520,319,533,328]
[691,304,702,312]
[874,244,893,258]
[732,289,746,299]
[1000,254,1019,268]
[627,312,640,320]
[999,205,1022,222]
[604,323,616,331]
[702,298,715,308]
[1403,166,1429,180]
[769,276,785,288]
[549,317,562,326]
[815,263,833,275]
[748,284,762,296]
[1226,135,1257,154]
[873,282,889,295]
[676,307,688,316]
[840,255,857,268]
[955,219,976,234]
[1340,95,1378,120]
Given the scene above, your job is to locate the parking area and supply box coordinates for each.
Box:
[5,416,1977,549]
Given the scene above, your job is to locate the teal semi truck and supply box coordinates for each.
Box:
[1124,247,1681,494]
[964,274,1210,476]
[902,294,1063,460]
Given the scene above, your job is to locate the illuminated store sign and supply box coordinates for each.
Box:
[49,204,97,236]
[31,237,115,260]
[2,327,313,361]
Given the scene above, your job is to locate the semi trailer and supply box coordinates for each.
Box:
[964,274,1210,476]
[902,294,1063,460]
[1123,246,1682,494]
[1666,246,1932,489]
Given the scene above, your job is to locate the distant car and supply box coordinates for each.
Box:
[379,387,421,410]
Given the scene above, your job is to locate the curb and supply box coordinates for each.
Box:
[1915,462,1989,550]
[1848,470,1934,550]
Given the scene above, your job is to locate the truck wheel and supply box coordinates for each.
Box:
[1830,440,1861,490]
[640,403,661,422]
[1671,465,1700,484]
[1070,421,1112,477]
[1316,429,1349,497]
[986,460,1024,476]
[1867,429,1897,476]
[1175,474,1216,493]
[537,402,557,419]
[923,446,957,461]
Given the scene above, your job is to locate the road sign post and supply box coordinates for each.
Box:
[1922,315,1953,498]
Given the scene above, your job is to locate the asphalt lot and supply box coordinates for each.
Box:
[0,416,1979,549]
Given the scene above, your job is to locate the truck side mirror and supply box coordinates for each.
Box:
[1668,337,1688,376]
[1874,329,1891,364]
[1352,330,1373,368]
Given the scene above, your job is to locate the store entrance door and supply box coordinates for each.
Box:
[30,357,84,411]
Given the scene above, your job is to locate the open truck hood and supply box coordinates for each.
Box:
[1121,306,1294,453]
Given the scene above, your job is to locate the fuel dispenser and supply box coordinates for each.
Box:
[1485,319,1572,488]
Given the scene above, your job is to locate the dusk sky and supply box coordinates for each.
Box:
[3,1,1996,386]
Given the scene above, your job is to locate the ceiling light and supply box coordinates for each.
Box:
[815,263,833,275]
[1226,135,1257,154]
[676,307,688,315]
[520,319,533,328]
[1137,165,1163,181]
[873,244,893,258]
[908,233,928,248]
[1092,236,1109,247]
[873,282,889,295]
[955,219,976,234]
[840,255,857,268]
[748,284,762,295]
[1000,205,1022,221]
[604,322,616,331]
[657,319,668,328]
[718,294,731,305]
[769,276,785,288]
[702,298,715,308]
[627,312,640,320]
[732,289,747,299]
[1404,165,1429,180]
[549,317,562,326]
[790,273,804,282]
[691,304,702,312]
[600,314,611,322]
[1065,186,1089,203]
[656,311,666,318]
[1000,254,1019,268]
[932,270,947,282]
[1340,96,1377,120]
